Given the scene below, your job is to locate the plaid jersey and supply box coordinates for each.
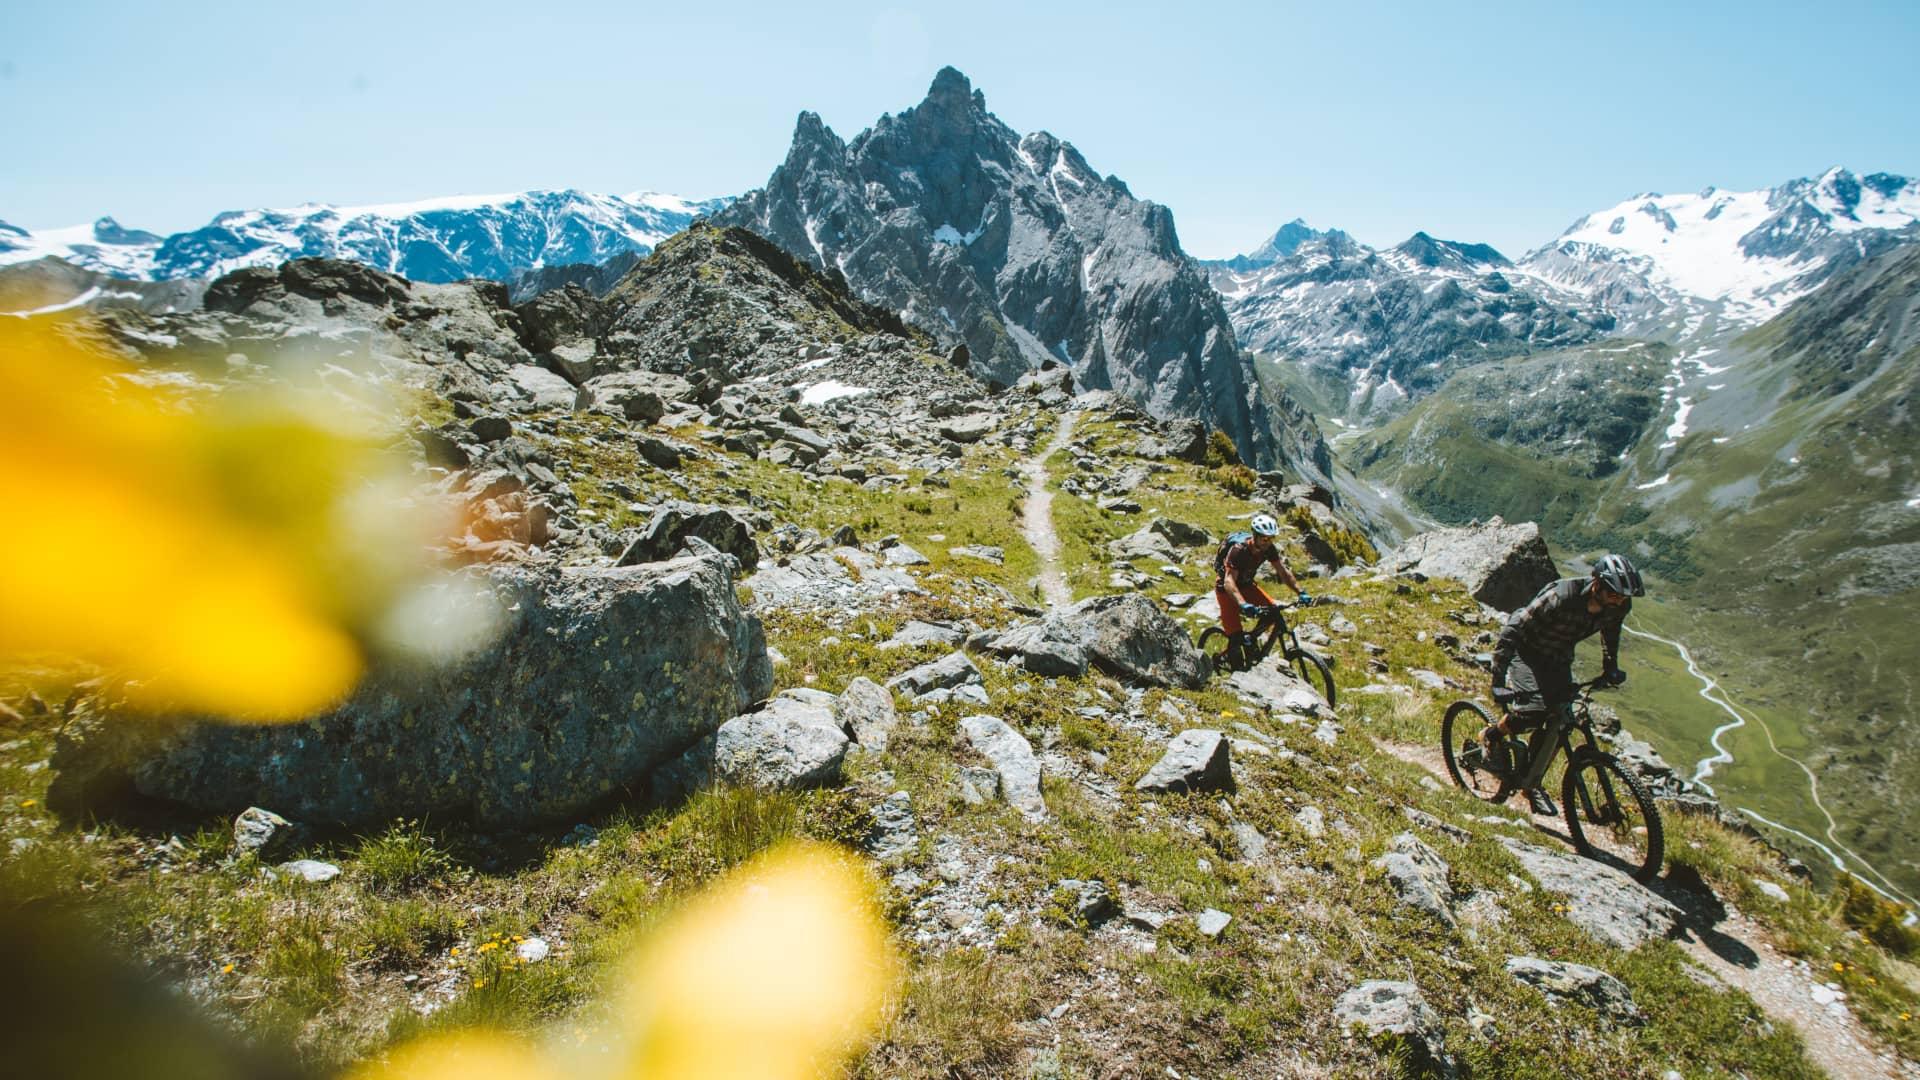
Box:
[1492,577,1628,677]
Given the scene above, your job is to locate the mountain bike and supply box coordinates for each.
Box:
[1441,675,1664,882]
[1196,600,1336,709]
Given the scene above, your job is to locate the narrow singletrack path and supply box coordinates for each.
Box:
[1381,738,1915,1080]
[1021,411,1079,610]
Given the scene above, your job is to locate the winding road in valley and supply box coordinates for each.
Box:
[1626,624,1918,911]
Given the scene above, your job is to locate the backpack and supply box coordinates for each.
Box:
[1213,530,1253,583]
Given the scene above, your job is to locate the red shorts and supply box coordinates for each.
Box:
[1216,583,1274,634]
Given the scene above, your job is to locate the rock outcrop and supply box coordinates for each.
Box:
[52,554,771,828]
[1380,517,1558,612]
[979,593,1208,689]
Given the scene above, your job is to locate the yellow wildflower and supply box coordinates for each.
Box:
[477,942,499,953]
[0,319,482,720]
[221,963,235,974]
[19,799,35,809]
[450,947,461,957]
[1833,962,1846,972]
[474,979,487,989]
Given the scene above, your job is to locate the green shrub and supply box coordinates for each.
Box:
[1837,874,1919,956]
[1204,429,1241,468]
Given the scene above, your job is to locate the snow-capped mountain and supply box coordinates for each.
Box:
[0,190,732,284]
[1198,219,1351,273]
[715,67,1330,479]
[1515,168,1920,339]
[1211,227,1608,417]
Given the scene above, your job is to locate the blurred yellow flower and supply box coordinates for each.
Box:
[0,319,471,720]
[618,841,897,1080]
[355,841,896,1080]
[354,1032,560,1080]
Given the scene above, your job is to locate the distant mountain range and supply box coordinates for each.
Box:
[1212,168,1920,418]
[0,190,731,285]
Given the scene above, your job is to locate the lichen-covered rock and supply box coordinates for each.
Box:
[1334,980,1453,1075]
[1373,832,1455,926]
[1135,729,1233,794]
[51,554,771,829]
[1500,837,1681,950]
[958,715,1046,822]
[709,690,851,790]
[1504,956,1644,1025]
[834,676,898,752]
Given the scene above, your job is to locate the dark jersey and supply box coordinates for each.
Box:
[1492,577,1629,680]
[1215,535,1283,589]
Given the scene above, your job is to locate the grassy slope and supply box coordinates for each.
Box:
[6,398,1918,1076]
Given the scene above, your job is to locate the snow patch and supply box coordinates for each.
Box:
[800,380,871,406]
[1661,397,1694,446]
[1635,473,1672,490]
[3,285,101,317]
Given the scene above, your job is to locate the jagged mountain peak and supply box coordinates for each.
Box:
[90,216,161,246]
[1392,232,1510,270]
[715,69,1331,480]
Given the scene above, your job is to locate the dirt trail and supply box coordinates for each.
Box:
[1021,411,1079,610]
[1380,739,1915,1079]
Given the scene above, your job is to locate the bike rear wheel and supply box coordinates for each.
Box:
[1196,627,1238,676]
[1562,752,1665,882]
[1441,700,1505,802]
[1289,649,1336,710]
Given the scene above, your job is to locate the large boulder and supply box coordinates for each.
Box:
[1379,517,1557,612]
[49,554,772,829]
[617,501,759,569]
[980,594,1207,689]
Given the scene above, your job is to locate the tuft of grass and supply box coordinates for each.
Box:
[860,946,1038,1077]
[354,821,454,893]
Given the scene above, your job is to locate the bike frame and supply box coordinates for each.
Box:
[1242,601,1310,664]
[1502,678,1608,795]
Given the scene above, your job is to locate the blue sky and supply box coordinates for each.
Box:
[4,0,1917,259]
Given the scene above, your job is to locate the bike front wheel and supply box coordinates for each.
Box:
[1196,627,1238,676]
[1288,649,1336,710]
[1441,700,1505,802]
[1562,752,1665,883]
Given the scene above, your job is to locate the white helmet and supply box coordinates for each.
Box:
[1250,513,1280,537]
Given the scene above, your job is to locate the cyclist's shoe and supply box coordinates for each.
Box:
[1526,789,1558,816]
[1477,726,1510,776]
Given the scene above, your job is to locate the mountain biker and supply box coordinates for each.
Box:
[1483,553,1645,816]
[1214,513,1310,658]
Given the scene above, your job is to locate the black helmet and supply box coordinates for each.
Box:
[1592,553,1645,597]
